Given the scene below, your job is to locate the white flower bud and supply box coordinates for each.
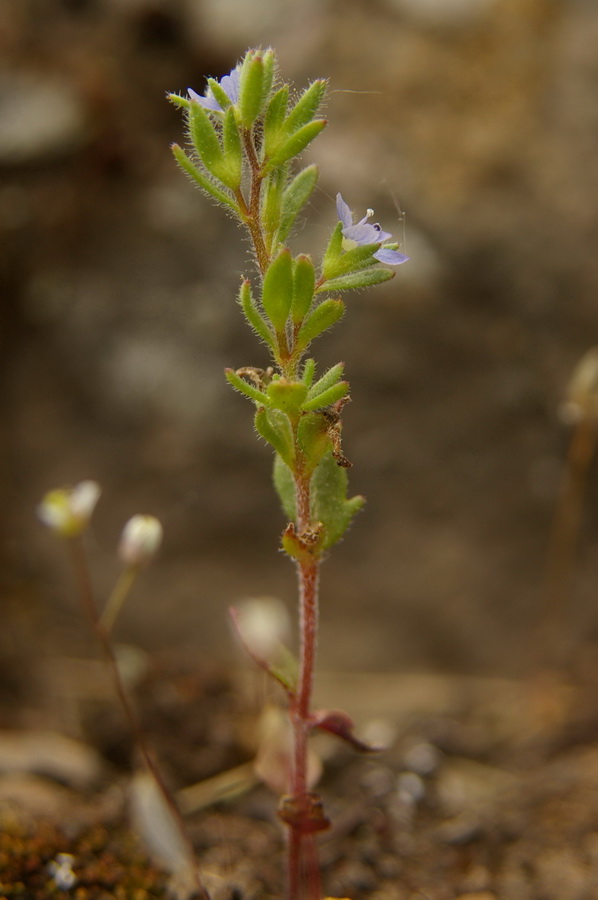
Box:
[37,480,101,537]
[233,596,291,660]
[119,515,163,567]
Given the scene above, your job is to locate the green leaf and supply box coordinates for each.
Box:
[322,242,381,281]
[263,86,289,157]
[168,93,189,110]
[207,77,233,111]
[291,254,316,324]
[267,378,308,416]
[273,456,297,521]
[310,452,365,549]
[262,168,286,244]
[239,52,266,127]
[302,358,316,389]
[171,145,238,212]
[321,221,344,274]
[222,107,243,189]
[264,120,327,171]
[188,102,225,174]
[283,80,327,133]
[303,380,349,412]
[237,279,275,349]
[317,267,395,294]
[279,165,319,243]
[296,298,345,351]
[255,408,295,467]
[297,412,331,471]
[262,248,293,332]
[261,48,277,107]
[225,369,270,405]
[306,362,344,402]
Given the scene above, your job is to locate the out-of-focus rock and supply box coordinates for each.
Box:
[0,730,102,789]
[187,0,326,64]
[380,0,499,28]
[0,73,88,166]
[0,773,77,817]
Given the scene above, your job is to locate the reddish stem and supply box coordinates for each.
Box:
[285,472,323,900]
[236,122,325,898]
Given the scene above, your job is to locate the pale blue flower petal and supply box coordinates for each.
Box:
[188,67,241,113]
[336,193,353,229]
[345,222,381,244]
[337,193,409,266]
[374,226,392,243]
[374,247,409,265]
[221,68,241,104]
[188,87,221,111]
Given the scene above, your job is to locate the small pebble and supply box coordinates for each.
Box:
[396,771,426,805]
[0,73,87,165]
[402,740,441,776]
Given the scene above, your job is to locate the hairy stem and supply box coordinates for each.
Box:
[293,557,319,793]
[285,470,323,900]
[242,129,270,275]
[235,125,325,897]
[68,538,207,899]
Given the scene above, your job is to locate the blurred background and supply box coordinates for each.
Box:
[2,0,598,690]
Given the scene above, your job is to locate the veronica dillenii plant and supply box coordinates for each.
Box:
[169,48,408,900]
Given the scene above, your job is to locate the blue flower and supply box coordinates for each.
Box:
[336,193,409,265]
[188,67,241,112]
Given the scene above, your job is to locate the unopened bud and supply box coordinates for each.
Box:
[119,515,163,567]
[38,480,101,538]
[233,597,291,660]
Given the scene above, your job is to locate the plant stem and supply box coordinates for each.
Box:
[540,416,598,667]
[238,122,326,898]
[241,129,269,275]
[100,564,138,634]
[67,537,207,899]
[285,470,324,900]
[288,557,322,900]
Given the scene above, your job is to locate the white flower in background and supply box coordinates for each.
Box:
[119,514,163,567]
[233,596,291,659]
[37,480,100,538]
[47,853,77,890]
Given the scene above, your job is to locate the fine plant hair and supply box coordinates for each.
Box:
[39,48,409,900]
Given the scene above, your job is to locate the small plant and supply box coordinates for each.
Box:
[38,484,206,898]
[39,48,409,900]
[169,49,408,900]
